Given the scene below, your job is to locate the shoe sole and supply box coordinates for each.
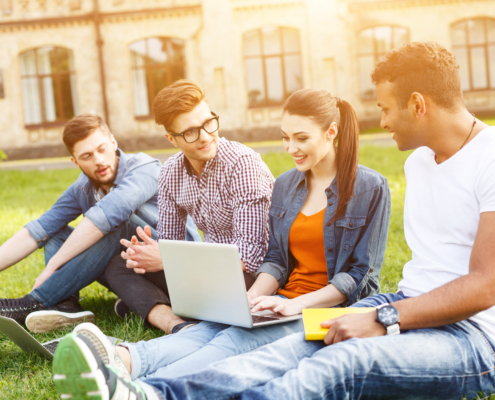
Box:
[74,323,113,366]
[53,333,109,400]
[26,311,95,333]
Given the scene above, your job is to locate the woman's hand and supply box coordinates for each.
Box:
[250,295,303,316]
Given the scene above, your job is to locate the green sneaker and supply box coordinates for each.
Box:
[53,332,146,400]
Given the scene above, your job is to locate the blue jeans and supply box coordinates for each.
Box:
[31,214,200,308]
[123,299,303,380]
[139,293,495,400]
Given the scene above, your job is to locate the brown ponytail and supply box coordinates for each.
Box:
[283,89,359,222]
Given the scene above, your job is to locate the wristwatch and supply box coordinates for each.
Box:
[376,303,400,335]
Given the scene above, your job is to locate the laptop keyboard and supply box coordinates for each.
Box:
[43,341,60,355]
[252,315,282,324]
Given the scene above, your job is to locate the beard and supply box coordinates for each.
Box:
[89,153,119,189]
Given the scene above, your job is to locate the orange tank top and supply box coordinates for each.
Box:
[277,208,328,299]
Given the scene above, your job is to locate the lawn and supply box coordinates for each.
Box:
[0,145,482,399]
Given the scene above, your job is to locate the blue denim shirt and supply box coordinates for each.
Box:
[256,165,391,306]
[25,149,162,248]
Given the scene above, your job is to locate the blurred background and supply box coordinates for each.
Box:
[0,0,494,160]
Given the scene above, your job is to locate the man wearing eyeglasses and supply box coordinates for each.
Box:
[105,79,274,335]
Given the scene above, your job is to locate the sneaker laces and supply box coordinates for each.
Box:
[0,296,40,312]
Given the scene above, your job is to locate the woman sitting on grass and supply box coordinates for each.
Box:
[52,88,392,396]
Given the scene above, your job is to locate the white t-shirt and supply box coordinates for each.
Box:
[398,127,495,340]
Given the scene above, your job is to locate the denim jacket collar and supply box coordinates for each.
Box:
[287,169,338,200]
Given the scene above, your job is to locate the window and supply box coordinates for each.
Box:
[357,26,409,100]
[19,47,78,127]
[451,18,495,91]
[130,37,186,118]
[243,27,302,107]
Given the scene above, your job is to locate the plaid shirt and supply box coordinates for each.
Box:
[157,138,274,273]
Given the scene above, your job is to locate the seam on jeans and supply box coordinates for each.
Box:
[470,323,495,371]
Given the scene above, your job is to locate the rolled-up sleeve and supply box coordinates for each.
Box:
[25,182,83,248]
[334,179,391,306]
[230,155,274,273]
[85,159,161,234]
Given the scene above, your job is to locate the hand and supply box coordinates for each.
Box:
[32,268,56,290]
[120,226,163,274]
[250,295,303,316]
[320,310,386,345]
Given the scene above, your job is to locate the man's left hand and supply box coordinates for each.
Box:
[321,310,386,345]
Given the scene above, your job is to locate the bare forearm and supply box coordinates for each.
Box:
[0,228,38,272]
[46,217,104,272]
[295,284,347,309]
[396,272,495,330]
[247,273,279,298]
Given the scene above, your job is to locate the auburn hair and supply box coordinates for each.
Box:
[152,79,206,132]
[63,114,111,155]
[371,41,463,111]
[283,89,359,222]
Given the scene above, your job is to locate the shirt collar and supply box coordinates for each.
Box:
[113,148,127,186]
[290,168,338,197]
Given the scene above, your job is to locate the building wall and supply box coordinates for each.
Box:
[1,0,494,159]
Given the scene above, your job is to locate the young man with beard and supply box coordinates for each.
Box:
[53,43,495,400]
[0,114,198,333]
[104,79,274,334]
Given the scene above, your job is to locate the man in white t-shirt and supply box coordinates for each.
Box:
[49,42,495,400]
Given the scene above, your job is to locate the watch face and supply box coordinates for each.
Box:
[378,306,399,326]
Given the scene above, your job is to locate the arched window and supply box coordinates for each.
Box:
[243,27,302,107]
[130,37,186,117]
[451,18,495,91]
[357,26,409,100]
[19,47,77,126]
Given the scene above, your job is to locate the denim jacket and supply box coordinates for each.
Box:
[25,149,162,248]
[256,165,391,306]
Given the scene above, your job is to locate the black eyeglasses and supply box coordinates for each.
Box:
[169,112,220,144]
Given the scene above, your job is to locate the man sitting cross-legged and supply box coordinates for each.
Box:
[104,79,274,334]
[0,114,198,333]
[52,42,495,400]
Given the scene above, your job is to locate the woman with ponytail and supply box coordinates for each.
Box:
[246,89,390,316]
[57,89,391,386]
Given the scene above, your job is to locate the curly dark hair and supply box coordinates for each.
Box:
[371,41,463,111]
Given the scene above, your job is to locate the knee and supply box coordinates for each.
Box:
[105,254,126,282]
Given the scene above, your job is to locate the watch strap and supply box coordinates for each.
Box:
[386,323,400,336]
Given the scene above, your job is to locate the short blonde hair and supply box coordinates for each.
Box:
[152,79,206,132]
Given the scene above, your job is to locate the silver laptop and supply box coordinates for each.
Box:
[0,315,61,358]
[158,240,303,328]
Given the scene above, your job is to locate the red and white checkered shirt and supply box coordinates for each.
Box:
[157,138,274,273]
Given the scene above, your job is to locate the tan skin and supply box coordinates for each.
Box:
[119,100,246,334]
[247,112,347,316]
[0,128,119,294]
[320,81,495,345]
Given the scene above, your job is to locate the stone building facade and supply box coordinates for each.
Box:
[0,0,494,159]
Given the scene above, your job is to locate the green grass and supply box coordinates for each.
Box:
[0,146,487,399]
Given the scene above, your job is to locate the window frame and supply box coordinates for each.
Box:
[129,37,186,120]
[243,26,303,109]
[451,17,495,92]
[357,25,410,101]
[19,46,77,129]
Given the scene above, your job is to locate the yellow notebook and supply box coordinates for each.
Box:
[302,308,376,340]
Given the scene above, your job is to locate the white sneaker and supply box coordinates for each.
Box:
[73,322,131,381]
